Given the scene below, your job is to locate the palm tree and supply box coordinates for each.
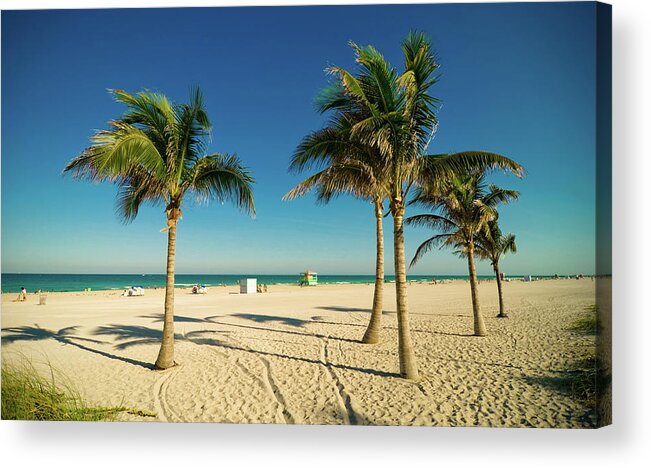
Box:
[323,33,523,378]
[475,221,517,318]
[406,172,519,336]
[64,88,255,369]
[284,91,390,345]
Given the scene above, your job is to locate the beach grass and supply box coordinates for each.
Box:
[564,305,607,409]
[569,304,599,334]
[1,358,156,421]
[566,356,598,407]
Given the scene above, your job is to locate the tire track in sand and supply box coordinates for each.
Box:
[222,334,295,424]
[152,368,180,422]
[321,338,359,425]
[258,356,295,424]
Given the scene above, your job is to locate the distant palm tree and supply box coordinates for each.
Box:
[299,32,523,379]
[284,93,390,345]
[406,172,519,336]
[64,88,255,369]
[475,221,517,318]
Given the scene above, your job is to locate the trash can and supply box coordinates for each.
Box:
[38,293,47,305]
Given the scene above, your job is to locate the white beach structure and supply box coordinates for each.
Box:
[239,278,257,294]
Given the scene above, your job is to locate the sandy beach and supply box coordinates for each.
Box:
[1,278,598,427]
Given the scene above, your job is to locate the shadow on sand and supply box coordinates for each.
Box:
[93,324,226,349]
[1,324,154,369]
[138,313,211,324]
[316,306,373,313]
[312,311,473,338]
[523,374,574,395]
[230,313,308,327]
[203,314,360,344]
[104,324,398,379]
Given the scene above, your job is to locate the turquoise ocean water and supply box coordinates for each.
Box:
[0,273,510,293]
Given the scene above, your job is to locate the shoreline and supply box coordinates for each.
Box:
[0,274,595,295]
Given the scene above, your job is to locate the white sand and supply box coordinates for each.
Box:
[1,278,598,427]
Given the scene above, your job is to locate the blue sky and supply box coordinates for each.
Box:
[2,2,599,276]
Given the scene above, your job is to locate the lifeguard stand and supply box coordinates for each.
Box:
[298,271,318,287]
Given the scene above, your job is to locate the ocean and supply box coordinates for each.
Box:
[0,273,508,293]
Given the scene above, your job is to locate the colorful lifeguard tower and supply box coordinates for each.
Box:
[299,270,318,287]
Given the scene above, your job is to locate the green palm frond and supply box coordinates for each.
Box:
[184,153,255,216]
[352,42,400,114]
[112,89,177,130]
[64,121,166,182]
[409,234,453,268]
[65,87,254,224]
[416,151,524,186]
[176,86,211,171]
[289,127,359,173]
[284,159,380,204]
[327,66,379,116]
[471,220,518,266]
[406,169,518,265]
[404,213,457,231]
[502,233,517,254]
[115,170,167,223]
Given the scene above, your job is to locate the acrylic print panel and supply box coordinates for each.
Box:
[0,1,611,427]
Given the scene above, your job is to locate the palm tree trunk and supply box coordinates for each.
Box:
[392,202,419,380]
[494,263,507,318]
[466,240,487,336]
[362,199,384,344]
[155,218,177,369]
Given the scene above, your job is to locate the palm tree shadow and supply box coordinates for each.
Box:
[1,324,154,369]
[317,306,397,315]
[317,306,373,313]
[204,315,359,344]
[230,313,308,327]
[313,307,476,337]
[2,325,106,345]
[192,330,399,379]
[93,324,226,349]
[89,324,398,378]
[522,374,574,396]
[423,329,475,337]
[139,313,211,324]
[307,320,471,337]
[310,316,366,328]
[410,312,468,318]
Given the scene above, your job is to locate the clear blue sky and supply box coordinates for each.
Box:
[2,2,599,276]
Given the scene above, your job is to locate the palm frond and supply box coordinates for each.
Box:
[115,170,167,223]
[326,66,379,116]
[66,88,254,225]
[417,151,524,184]
[289,127,359,173]
[64,121,166,182]
[482,185,520,207]
[284,160,379,204]
[409,234,452,268]
[404,213,457,231]
[184,153,256,217]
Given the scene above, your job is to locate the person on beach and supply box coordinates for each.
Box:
[20,287,27,301]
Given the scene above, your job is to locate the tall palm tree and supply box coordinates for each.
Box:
[323,33,523,378]
[284,92,390,345]
[64,88,255,369]
[475,221,517,318]
[406,172,519,336]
